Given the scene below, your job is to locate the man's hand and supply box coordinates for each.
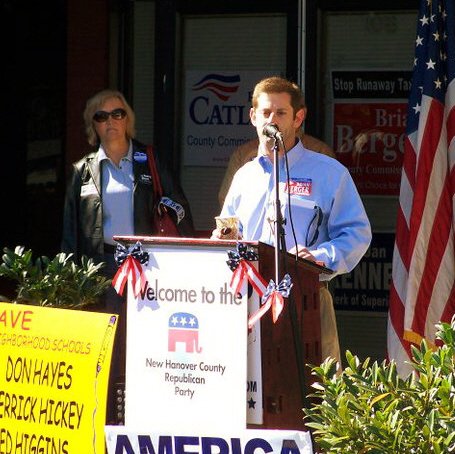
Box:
[210,228,223,239]
[288,245,316,262]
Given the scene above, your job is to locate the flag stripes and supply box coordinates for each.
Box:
[387,0,455,376]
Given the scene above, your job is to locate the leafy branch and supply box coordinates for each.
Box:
[0,246,111,308]
[304,318,455,453]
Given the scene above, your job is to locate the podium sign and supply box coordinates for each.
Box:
[124,242,254,431]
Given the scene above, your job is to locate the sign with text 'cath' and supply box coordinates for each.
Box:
[125,244,256,431]
[0,302,117,454]
[182,70,271,166]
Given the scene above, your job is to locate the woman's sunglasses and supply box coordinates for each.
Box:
[93,108,127,123]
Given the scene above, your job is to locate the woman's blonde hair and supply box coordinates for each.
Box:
[83,89,136,146]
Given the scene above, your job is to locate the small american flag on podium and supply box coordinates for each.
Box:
[387,0,455,376]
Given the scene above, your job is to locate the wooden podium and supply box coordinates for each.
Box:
[114,236,331,431]
[256,242,331,430]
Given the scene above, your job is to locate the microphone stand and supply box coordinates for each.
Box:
[272,137,285,283]
[272,135,309,412]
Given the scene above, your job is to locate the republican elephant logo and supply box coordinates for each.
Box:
[168,312,202,353]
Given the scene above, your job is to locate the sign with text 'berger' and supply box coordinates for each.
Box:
[332,70,412,196]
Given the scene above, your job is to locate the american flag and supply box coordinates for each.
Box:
[387,0,455,376]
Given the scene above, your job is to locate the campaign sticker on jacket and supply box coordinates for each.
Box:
[133,151,147,163]
[285,178,312,196]
[80,183,98,197]
[161,197,185,223]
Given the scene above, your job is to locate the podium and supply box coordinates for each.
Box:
[114,236,331,431]
[256,241,331,429]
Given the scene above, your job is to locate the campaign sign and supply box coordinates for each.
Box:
[332,70,412,196]
[125,243,260,431]
[245,287,263,426]
[105,427,313,454]
[182,70,269,166]
[333,232,394,312]
[0,302,117,454]
[333,101,406,195]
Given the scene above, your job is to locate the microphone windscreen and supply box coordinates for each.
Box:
[263,123,280,139]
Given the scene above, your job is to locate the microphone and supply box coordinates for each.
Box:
[262,123,283,141]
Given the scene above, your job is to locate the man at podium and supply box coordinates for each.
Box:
[213,76,372,366]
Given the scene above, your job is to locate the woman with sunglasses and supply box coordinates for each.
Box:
[61,88,194,423]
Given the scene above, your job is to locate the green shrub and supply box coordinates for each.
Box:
[0,246,111,309]
[304,318,455,453]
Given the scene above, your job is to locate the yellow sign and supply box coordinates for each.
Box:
[0,302,117,454]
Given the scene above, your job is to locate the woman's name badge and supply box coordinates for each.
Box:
[133,151,147,163]
[139,174,152,185]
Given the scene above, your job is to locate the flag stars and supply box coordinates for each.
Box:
[413,103,421,115]
[420,15,429,25]
[426,58,436,69]
[416,35,424,46]
[434,78,442,89]
[433,31,440,41]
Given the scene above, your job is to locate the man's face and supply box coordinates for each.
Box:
[250,92,306,156]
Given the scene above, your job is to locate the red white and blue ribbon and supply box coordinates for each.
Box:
[226,243,267,297]
[248,273,293,329]
[112,242,149,297]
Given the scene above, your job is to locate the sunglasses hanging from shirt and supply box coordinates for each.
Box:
[306,206,323,247]
[93,108,127,123]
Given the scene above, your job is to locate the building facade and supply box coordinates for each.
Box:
[1,0,417,362]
